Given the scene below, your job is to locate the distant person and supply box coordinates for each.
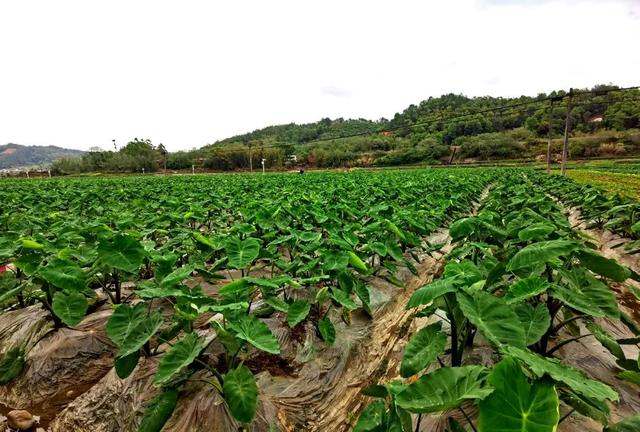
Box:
[299,167,305,175]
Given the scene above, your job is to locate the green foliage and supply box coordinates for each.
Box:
[0,347,25,384]
[138,389,179,432]
[223,365,258,424]
[478,357,559,432]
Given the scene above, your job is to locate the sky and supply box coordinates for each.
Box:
[1,0,639,152]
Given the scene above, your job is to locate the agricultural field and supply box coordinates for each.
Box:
[1,169,640,432]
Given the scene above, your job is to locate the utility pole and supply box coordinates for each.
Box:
[249,143,253,173]
[546,99,553,173]
[560,88,573,176]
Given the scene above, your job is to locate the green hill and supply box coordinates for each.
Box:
[0,143,85,169]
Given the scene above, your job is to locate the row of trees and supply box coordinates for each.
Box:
[51,139,170,175]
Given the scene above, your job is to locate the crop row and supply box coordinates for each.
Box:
[0,170,492,429]
[354,171,640,431]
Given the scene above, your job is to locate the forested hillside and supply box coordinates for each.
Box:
[0,143,84,169]
[49,84,640,174]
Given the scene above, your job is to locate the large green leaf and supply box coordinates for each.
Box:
[396,366,492,413]
[406,277,458,309]
[518,223,555,241]
[323,251,350,272]
[348,251,369,274]
[330,288,357,310]
[106,303,164,358]
[507,240,577,271]
[478,357,559,432]
[229,315,280,354]
[0,347,25,384]
[223,365,258,424]
[159,266,193,288]
[52,291,88,326]
[504,346,618,402]
[400,322,447,378]
[138,389,178,432]
[578,249,630,282]
[353,400,386,432]
[98,234,146,273]
[287,300,311,327]
[318,317,336,345]
[115,351,140,379]
[504,276,550,304]
[153,333,204,386]
[457,291,526,349]
[515,303,550,346]
[225,237,260,269]
[39,258,87,291]
[550,285,606,318]
[585,321,625,360]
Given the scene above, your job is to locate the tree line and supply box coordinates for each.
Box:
[52,84,640,174]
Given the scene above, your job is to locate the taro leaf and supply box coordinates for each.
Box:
[361,384,388,398]
[518,223,555,242]
[396,366,492,413]
[353,400,385,432]
[223,365,258,424]
[138,388,178,432]
[287,300,311,327]
[21,239,44,250]
[559,389,609,426]
[550,285,606,318]
[444,261,482,285]
[449,217,477,240]
[504,346,618,402]
[406,277,458,309]
[330,288,357,310]
[577,249,630,282]
[192,232,215,249]
[355,283,372,314]
[368,241,387,257]
[400,322,447,378]
[98,234,146,273]
[322,251,350,272]
[457,291,526,349]
[0,347,25,384]
[585,321,625,360]
[106,303,164,358]
[159,266,193,288]
[506,240,577,272]
[154,333,204,386]
[605,415,640,432]
[219,279,251,297]
[264,296,289,313]
[318,317,336,345]
[478,357,559,432]
[514,303,551,346]
[115,350,140,379]
[580,274,620,319]
[39,258,87,291]
[229,315,280,354]
[52,291,88,326]
[617,370,640,385]
[348,251,369,274]
[504,276,550,304]
[225,237,260,269]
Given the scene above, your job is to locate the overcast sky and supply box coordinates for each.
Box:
[1,0,638,152]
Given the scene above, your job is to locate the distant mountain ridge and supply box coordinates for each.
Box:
[0,143,84,169]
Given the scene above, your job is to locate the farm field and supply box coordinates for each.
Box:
[1,169,640,432]
[561,170,640,201]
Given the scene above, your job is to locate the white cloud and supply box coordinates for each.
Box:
[0,0,638,151]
